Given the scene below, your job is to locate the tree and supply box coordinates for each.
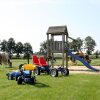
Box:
[39,40,47,55]
[15,42,23,58]
[84,36,96,55]
[23,42,33,63]
[0,39,8,52]
[68,37,83,52]
[94,50,100,58]
[76,37,83,50]
[7,38,16,58]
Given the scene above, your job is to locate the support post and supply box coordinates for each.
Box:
[62,34,65,68]
[47,34,49,65]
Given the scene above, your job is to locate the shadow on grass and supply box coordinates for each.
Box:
[33,82,50,88]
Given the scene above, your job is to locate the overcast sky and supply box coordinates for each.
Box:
[0,0,100,52]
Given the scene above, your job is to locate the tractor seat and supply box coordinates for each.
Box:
[32,55,39,65]
[23,70,31,78]
[39,57,48,67]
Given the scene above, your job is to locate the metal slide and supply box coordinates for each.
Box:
[66,49,100,72]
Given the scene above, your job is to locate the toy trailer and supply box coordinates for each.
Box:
[32,55,50,75]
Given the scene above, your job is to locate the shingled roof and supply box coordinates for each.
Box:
[46,25,68,36]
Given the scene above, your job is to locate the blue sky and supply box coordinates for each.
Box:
[0,0,100,52]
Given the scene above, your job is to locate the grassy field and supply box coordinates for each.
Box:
[0,59,100,100]
[55,58,100,66]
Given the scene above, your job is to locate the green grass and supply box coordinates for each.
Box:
[0,59,100,100]
[54,58,100,66]
[0,68,100,100]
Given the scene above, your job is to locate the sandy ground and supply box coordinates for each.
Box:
[54,66,100,74]
[69,66,100,74]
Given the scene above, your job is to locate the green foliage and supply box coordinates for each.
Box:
[76,37,83,50]
[39,40,47,55]
[15,42,23,58]
[23,42,33,58]
[0,39,8,52]
[7,37,16,54]
[69,37,83,51]
[84,36,96,55]
[0,37,33,58]
[94,50,100,58]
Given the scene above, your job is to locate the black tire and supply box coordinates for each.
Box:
[46,67,50,75]
[15,76,18,81]
[31,76,36,84]
[17,76,22,84]
[35,67,40,75]
[8,75,13,80]
[50,68,58,77]
[61,68,69,76]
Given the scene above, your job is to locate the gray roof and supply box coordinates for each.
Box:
[47,25,68,36]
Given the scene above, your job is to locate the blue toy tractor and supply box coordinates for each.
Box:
[6,70,21,80]
[17,70,36,85]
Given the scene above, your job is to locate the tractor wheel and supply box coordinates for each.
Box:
[8,75,13,80]
[50,68,58,77]
[17,76,22,84]
[46,67,50,75]
[15,76,19,81]
[61,68,69,76]
[31,76,36,84]
[35,67,40,75]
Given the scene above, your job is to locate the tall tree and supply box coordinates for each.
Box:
[7,38,16,58]
[15,42,23,58]
[84,36,96,55]
[39,40,47,55]
[0,39,8,52]
[23,42,33,63]
[76,37,83,50]
[94,50,100,58]
[68,37,83,52]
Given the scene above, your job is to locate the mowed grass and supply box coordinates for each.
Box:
[0,59,100,100]
[55,58,100,66]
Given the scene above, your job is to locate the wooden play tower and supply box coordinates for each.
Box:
[46,25,69,69]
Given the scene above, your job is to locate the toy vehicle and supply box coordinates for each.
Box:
[17,70,36,85]
[6,70,21,80]
[32,55,50,75]
[22,64,36,71]
[32,55,69,77]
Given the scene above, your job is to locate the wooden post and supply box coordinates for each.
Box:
[62,34,65,68]
[47,34,49,65]
[66,34,68,69]
[51,35,54,68]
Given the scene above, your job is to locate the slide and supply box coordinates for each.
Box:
[66,49,100,72]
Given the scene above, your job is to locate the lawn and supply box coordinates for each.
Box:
[0,59,100,100]
[54,58,100,66]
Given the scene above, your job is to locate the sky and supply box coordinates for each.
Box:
[0,0,100,52]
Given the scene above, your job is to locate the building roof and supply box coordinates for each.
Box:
[46,25,68,36]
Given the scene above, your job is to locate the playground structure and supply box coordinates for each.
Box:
[46,26,69,76]
[47,26,68,68]
[46,25,100,73]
